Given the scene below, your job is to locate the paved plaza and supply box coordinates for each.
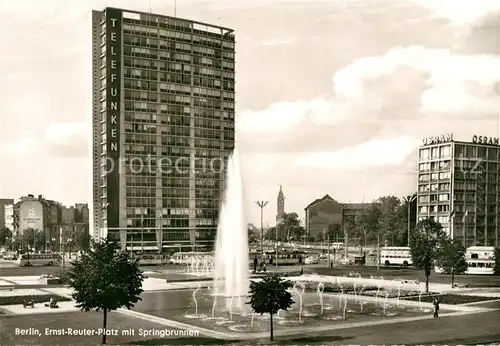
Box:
[0,272,499,344]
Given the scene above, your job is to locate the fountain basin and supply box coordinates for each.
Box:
[132,289,457,336]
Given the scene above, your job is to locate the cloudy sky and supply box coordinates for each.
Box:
[0,0,499,226]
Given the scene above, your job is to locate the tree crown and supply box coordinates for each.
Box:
[247,273,294,315]
[68,238,144,312]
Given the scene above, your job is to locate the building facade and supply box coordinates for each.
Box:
[4,204,14,231]
[0,199,14,229]
[304,195,370,241]
[92,8,235,252]
[276,185,285,223]
[417,133,500,247]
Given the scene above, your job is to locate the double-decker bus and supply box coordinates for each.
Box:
[435,246,495,275]
[380,246,412,267]
[17,253,61,267]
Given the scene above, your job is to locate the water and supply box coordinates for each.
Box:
[213,149,249,311]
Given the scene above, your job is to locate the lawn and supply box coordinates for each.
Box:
[403,293,499,305]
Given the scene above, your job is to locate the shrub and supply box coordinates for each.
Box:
[0,294,71,306]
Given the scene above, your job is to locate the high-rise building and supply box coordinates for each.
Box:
[416,133,500,247]
[92,8,236,252]
[276,185,285,223]
[0,198,14,229]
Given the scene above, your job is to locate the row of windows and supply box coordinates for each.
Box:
[121,36,234,60]
[418,183,451,192]
[121,46,235,72]
[122,108,234,122]
[418,172,451,181]
[122,198,221,209]
[122,119,232,132]
[418,205,450,213]
[122,21,235,46]
[418,161,450,171]
[120,99,234,112]
[122,67,235,85]
[418,194,450,203]
[122,88,233,102]
[419,146,451,160]
[124,177,220,188]
[124,76,234,92]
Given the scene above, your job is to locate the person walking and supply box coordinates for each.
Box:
[433,297,440,318]
[253,256,258,273]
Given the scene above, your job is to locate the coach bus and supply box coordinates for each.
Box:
[17,253,61,267]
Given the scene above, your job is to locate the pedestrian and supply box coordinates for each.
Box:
[263,263,267,273]
[300,266,303,275]
[253,256,258,273]
[433,297,440,318]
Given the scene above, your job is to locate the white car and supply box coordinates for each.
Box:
[305,256,319,264]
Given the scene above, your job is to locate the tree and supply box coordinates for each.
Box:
[76,231,91,252]
[67,238,145,344]
[0,228,12,248]
[247,273,294,341]
[21,228,35,251]
[409,218,448,292]
[435,239,467,287]
[494,247,500,276]
[277,212,304,241]
[34,231,46,251]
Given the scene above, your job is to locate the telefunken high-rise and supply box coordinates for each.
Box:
[92,8,235,252]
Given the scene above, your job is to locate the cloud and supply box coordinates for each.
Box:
[0,121,89,158]
[414,0,500,25]
[295,136,421,170]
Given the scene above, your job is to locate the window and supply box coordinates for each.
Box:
[439,172,450,179]
[419,206,428,213]
[438,193,449,201]
[419,174,429,182]
[419,148,430,160]
[440,145,451,158]
[419,195,429,203]
[419,162,430,171]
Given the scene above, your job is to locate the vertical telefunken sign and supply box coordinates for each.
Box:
[106,8,122,228]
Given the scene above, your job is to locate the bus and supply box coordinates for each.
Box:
[262,250,307,265]
[436,246,495,275]
[17,253,61,267]
[169,251,213,264]
[380,246,412,266]
[136,254,169,266]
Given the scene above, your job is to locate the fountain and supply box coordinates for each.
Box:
[418,284,425,311]
[293,282,305,323]
[317,282,325,315]
[383,291,389,315]
[396,281,401,307]
[213,149,249,312]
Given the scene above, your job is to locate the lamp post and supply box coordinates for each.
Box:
[403,194,417,247]
[51,237,56,252]
[255,201,268,262]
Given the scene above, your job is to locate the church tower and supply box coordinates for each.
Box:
[276,185,285,223]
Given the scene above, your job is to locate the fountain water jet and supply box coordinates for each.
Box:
[317,282,325,315]
[418,284,425,310]
[213,149,249,312]
[193,285,201,316]
[293,282,305,323]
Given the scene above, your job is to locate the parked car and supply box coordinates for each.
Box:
[305,256,319,264]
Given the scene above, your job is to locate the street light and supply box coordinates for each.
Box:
[255,201,268,262]
[403,194,417,247]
